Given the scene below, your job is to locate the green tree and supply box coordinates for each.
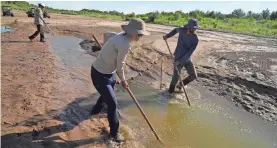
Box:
[247,11,253,18]
[262,8,270,19]
[174,10,183,20]
[189,10,204,18]
[253,13,263,20]
[270,11,277,20]
[126,12,136,19]
[232,9,246,18]
[215,12,226,19]
[206,11,216,18]
[147,11,159,22]
[175,10,185,16]
[247,11,263,20]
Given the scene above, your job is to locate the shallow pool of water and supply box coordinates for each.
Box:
[48,35,95,68]
[48,34,277,148]
[116,82,277,148]
[1,26,13,33]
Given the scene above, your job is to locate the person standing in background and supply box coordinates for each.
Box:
[163,18,200,93]
[29,3,46,42]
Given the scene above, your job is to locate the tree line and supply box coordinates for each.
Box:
[1,1,277,37]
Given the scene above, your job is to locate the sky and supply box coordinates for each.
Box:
[28,1,277,14]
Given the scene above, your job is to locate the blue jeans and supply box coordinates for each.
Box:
[170,60,197,88]
[91,66,118,137]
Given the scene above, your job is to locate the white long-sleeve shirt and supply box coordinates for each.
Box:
[92,32,131,82]
[34,8,44,25]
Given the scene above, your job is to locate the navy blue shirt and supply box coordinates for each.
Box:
[166,27,198,63]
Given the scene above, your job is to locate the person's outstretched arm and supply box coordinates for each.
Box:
[163,28,178,40]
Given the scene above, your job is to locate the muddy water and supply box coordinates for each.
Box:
[48,35,277,148]
[1,26,13,32]
[116,83,277,148]
[48,35,95,68]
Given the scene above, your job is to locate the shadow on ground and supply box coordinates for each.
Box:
[1,93,111,148]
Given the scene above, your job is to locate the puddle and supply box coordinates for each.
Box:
[116,82,277,148]
[48,35,96,68]
[48,35,138,80]
[1,26,13,33]
[48,35,277,148]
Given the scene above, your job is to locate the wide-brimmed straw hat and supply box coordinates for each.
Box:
[121,18,150,36]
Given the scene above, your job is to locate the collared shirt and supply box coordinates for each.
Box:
[166,27,198,63]
[34,8,44,25]
[92,32,131,82]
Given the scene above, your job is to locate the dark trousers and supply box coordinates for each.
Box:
[91,66,119,137]
[29,25,45,41]
[170,60,197,88]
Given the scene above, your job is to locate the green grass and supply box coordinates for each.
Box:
[1,1,277,38]
[1,1,34,11]
[154,14,277,37]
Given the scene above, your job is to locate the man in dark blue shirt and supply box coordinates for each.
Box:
[163,18,200,93]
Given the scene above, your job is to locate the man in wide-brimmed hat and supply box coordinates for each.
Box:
[163,18,200,93]
[90,18,150,143]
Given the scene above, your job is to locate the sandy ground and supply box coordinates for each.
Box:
[1,15,137,147]
[1,12,277,147]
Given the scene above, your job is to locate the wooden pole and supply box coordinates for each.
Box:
[164,40,191,106]
[126,88,165,146]
[92,34,102,49]
[46,25,56,35]
[43,21,56,35]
